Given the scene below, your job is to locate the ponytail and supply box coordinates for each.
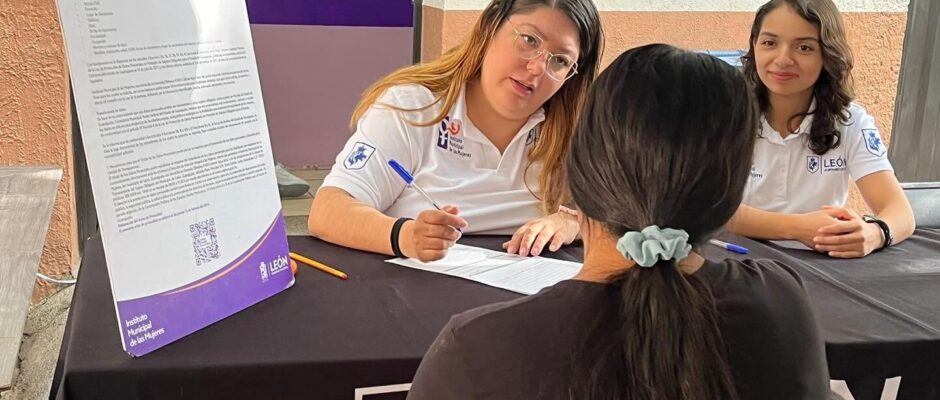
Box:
[572,255,738,400]
[614,260,737,400]
[565,43,759,400]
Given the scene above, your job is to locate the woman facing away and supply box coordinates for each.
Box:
[728,0,915,258]
[407,44,829,400]
[308,0,603,262]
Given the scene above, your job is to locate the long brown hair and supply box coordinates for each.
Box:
[567,44,758,399]
[742,0,855,155]
[349,0,602,213]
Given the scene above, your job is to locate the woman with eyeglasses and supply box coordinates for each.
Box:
[309,0,602,262]
[407,44,828,400]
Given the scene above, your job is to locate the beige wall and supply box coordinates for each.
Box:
[421,6,445,64]
[421,6,909,212]
[0,0,79,301]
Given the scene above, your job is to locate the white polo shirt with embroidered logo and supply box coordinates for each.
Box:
[742,102,894,214]
[321,84,546,234]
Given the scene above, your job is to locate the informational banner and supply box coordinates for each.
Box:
[56,0,293,356]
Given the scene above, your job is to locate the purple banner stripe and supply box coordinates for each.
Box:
[246,0,414,27]
[116,213,293,356]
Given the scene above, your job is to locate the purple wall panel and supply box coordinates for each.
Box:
[246,0,413,27]
[252,24,414,168]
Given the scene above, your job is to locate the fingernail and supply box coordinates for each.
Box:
[533,249,541,256]
[550,245,558,251]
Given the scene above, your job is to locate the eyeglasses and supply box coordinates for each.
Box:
[508,21,579,82]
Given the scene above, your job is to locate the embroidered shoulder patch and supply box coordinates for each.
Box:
[344,142,376,170]
[862,129,886,157]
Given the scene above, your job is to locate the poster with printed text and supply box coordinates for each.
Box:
[56,0,293,356]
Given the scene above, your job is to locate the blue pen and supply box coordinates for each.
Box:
[387,159,443,210]
[709,239,749,255]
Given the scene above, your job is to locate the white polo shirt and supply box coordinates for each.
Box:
[321,84,546,234]
[742,102,894,214]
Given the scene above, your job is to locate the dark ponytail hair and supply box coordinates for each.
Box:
[566,44,758,399]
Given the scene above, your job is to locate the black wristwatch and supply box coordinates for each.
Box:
[862,215,892,252]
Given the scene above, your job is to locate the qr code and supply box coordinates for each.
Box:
[190,218,220,266]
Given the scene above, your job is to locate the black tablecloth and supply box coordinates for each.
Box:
[51,235,578,399]
[705,229,940,400]
[52,230,940,400]
[702,229,940,388]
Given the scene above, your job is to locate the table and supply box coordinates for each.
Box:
[703,229,940,399]
[52,230,940,400]
[50,235,579,399]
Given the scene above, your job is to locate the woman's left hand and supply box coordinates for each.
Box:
[503,211,580,256]
[812,206,885,258]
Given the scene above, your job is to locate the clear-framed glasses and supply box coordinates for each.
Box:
[508,21,579,82]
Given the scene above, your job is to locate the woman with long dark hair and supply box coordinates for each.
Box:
[729,0,915,258]
[407,44,829,400]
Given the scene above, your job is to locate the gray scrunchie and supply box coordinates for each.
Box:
[616,225,692,267]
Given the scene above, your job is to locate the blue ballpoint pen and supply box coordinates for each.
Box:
[709,239,749,255]
[387,159,443,210]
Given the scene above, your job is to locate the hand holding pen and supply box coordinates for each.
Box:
[388,159,468,262]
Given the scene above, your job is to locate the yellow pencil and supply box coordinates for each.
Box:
[289,252,348,280]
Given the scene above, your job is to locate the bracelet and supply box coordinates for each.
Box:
[862,215,893,252]
[390,217,413,258]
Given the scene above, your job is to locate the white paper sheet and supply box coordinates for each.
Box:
[387,245,581,295]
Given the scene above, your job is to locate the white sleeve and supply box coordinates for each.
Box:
[320,88,424,212]
[846,107,894,182]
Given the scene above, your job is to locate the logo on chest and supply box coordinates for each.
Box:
[749,165,764,180]
[437,115,471,158]
[525,128,540,146]
[807,155,846,174]
[806,156,820,173]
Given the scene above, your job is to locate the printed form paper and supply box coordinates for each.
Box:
[387,245,581,295]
